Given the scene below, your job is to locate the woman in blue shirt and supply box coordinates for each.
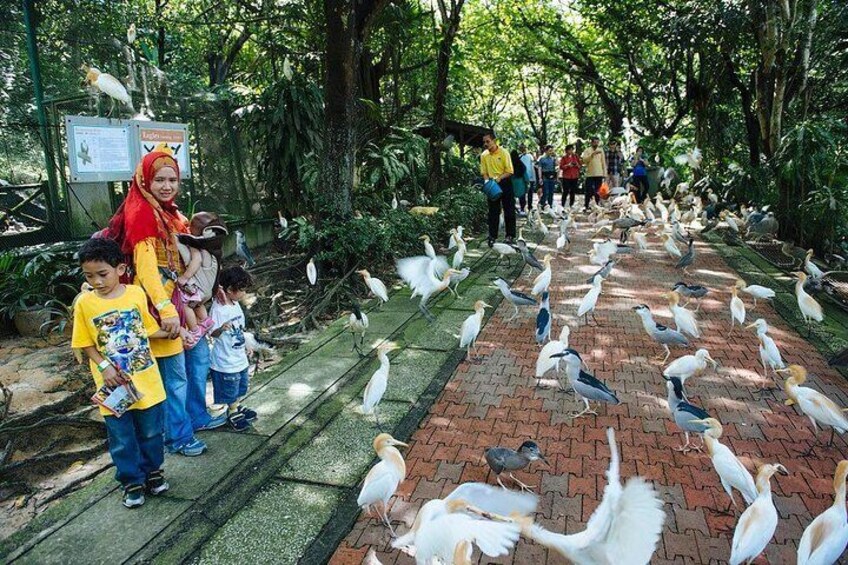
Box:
[630,146,649,203]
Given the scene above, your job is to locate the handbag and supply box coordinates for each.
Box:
[512,177,527,198]
[482,179,503,201]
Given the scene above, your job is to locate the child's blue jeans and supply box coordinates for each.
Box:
[104,403,164,487]
[211,368,250,405]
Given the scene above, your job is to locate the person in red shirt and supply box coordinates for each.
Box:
[559,144,581,207]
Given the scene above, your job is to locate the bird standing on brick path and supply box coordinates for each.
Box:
[746,319,785,389]
[729,463,789,565]
[346,304,369,356]
[661,233,682,259]
[676,237,695,275]
[517,229,544,271]
[362,343,396,429]
[672,282,708,311]
[666,377,710,452]
[460,300,490,359]
[778,365,848,455]
[586,259,616,284]
[792,272,824,336]
[550,349,620,418]
[484,441,548,491]
[633,228,649,251]
[391,482,537,558]
[535,325,570,383]
[663,348,717,386]
[357,433,409,536]
[531,254,553,295]
[358,269,389,305]
[797,460,848,565]
[526,428,665,565]
[729,285,746,330]
[665,291,700,338]
[689,417,757,512]
[633,304,690,363]
[535,292,551,344]
[735,278,775,308]
[493,278,537,321]
[577,275,604,326]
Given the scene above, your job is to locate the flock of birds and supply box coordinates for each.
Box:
[332,183,848,565]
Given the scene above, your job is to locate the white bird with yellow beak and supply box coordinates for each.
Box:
[746,319,785,388]
[535,325,570,381]
[397,256,458,322]
[577,275,604,325]
[661,233,682,259]
[666,291,700,338]
[805,249,825,279]
[729,285,746,330]
[357,433,409,536]
[460,301,491,359]
[729,463,789,565]
[527,428,666,565]
[531,254,553,296]
[797,460,848,565]
[779,365,848,453]
[391,483,536,562]
[358,269,389,304]
[83,66,134,115]
[689,417,758,511]
[793,272,824,335]
[735,279,775,308]
[663,348,717,385]
[361,343,396,429]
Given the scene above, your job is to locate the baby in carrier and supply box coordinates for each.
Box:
[176,212,228,347]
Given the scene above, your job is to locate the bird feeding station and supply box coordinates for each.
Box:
[63,115,191,237]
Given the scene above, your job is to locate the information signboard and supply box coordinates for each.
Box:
[137,124,191,177]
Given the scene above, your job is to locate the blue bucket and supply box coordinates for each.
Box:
[482,179,502,201]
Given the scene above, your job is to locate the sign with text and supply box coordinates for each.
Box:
[65,116,192,182]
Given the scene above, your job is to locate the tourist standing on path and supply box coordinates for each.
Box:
[103,147,226,457]
[537,145,557,208]
[559,144,581,207]
[510,149,528,217]
[630,146,650,203]
[518,145,536,215]
[605,139,624,188]
[480,132,516,245]
[581,136,607,209]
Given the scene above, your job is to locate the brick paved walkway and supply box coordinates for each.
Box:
[330,217,848,565]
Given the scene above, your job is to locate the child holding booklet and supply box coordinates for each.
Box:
[71,238,175,508]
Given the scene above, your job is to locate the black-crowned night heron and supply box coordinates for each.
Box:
[633,304,690,362]
[666,377,710,453]
[676,237,695,274]
[516,231,544,271]
[550,349,620,418]
[493,278,538,321]
[586,259,616,284]
[672,282,708,311]
[484,441,548,491]
[535,292,551,344]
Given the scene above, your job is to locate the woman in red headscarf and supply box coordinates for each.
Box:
[106,148,225,456]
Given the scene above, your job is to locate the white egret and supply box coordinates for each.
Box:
[577,275,604,325]
[730,285,746,330]
[793,272,824,334]
[729,463,788,565]
[357,433,409,536]
[420,234,436,259]
[535,325,570,383]
[661,233,682,259]
[362,343,396,428]
[460,301,490,359]
[779,365,848,453]
[735,279,775,308]
[358,269,388,304]
[531,254,553,296]
[306,257,317,285]
[805,249,825,279]
[797,460,848,565]
[396,256,458,322]
[666,291,700,338]
[663,348,717,385]
[746,319,785,388]
[690,418,757,511]
[83,66,133,115]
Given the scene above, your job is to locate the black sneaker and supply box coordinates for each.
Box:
[228,411,250,432]
[487,238,495,248]
[237,405,258,422]
[145,470,170,496]
[122,484,145,508]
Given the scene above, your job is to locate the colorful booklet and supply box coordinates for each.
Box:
[91,379,143,418]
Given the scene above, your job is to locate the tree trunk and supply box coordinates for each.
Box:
[156,0,168,68]
[724,54,760,166]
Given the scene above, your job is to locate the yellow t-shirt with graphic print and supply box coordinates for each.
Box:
[71,284,166,415]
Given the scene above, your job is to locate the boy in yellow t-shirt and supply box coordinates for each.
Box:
[71,238,171,509]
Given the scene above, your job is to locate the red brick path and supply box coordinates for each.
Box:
[330,219,848,565]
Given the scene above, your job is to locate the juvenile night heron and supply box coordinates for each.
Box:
[633,304,690,362]
[666,377,711,453]
[493,278,537,321]
[550,348,620,418]
[672,282,708,311]
[484,441,548,491]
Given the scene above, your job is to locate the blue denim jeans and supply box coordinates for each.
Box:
[156,352,194,449]
[184,342,212,430]
[103,403,164,487]
[542,179,556,207]
[211,368,250,405]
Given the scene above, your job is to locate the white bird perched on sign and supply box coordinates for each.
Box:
[729,463,789,565]
[666,291,700,338]
[306,257,317,285]
[358,269,388,304]
[357,433,408,536]
[663,348,717,385]
[397,256,458,322]
[527,428,665,565]
[532,254,553,296]
[346,304,369,356]
[362,343,396,428]
[804,249,825,279]
[83,65,134,115]
[797,460,848,565]
[792,272,824,335]
[392,482,537,560]
[779,365,848,454]
[460,300,490,359]
[689,417,758,512]
[729,285,746,330]
[577,275,604,326]
[661,233,682,259]
[735,279,775,308]
[535,325,570,383]
[746,319,785,388]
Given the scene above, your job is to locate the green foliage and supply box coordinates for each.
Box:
[0,251,78,322]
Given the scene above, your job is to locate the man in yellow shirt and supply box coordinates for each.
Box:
[581,136,607,210]
[480,132,516,246]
